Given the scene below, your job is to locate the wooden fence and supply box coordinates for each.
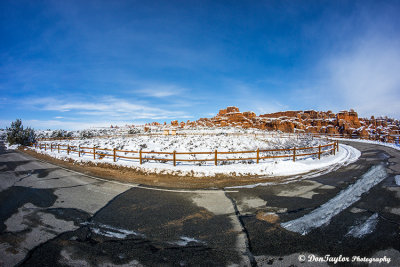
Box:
[36,132,299,141]
[30,141,339,166]
[37,130,400,145]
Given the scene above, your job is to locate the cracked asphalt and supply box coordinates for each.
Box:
[0,140,399,266]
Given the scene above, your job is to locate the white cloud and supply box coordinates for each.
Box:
[135,84,185,98]
[321,36,400,118]
[24,119,139,130]
[24,96,188,120]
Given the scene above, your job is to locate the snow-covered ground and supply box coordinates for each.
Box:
[5,143,19,150]
[38,134,327,156]
[28,134,360,177]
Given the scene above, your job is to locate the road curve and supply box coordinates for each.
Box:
[0,140,399,266]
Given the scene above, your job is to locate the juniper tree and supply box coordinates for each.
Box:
[6,119,36,145]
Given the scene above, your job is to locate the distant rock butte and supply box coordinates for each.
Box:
[149,106,399,142]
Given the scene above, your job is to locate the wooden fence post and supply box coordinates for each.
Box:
[215,149,218,166]
[293,147,296,162]
[93,147,96,159]
[139,150,142,165]
[58,144,60,153]
[113,148,116,162]
[257,148,260,164]
[173,150,176,166]
[78,145,81,157]
[337,141,339,152]
[45,144,47,151]
[318,145,321,160]
[333,143,336,155]
[67,145,70,155]
[50,144,53,152]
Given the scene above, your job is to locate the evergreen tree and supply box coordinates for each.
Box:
[6,119,36,145]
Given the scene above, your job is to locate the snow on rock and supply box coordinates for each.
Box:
[346,213,379,238]
[281,165,387,235]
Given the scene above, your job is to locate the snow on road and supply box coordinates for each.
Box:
[168,236,206,246]
[83,222,144,239]
[281,165,387,235]
[395,175,400,186]
[346,213,379,238]
[332,138,400,151]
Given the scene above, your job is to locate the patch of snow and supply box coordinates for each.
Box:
[281,165,387,235]
[169,236,206,246]
[82,222,143,239]
[5,143,19,150]
[395,175,400,186]
[346,213,379,238]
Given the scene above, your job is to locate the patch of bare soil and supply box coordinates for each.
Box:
[19,147,288,189]
[256,212,280,223]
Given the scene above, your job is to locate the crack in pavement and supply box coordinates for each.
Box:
[224,190,258,267]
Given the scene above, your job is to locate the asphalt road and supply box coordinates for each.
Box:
[0,140,399,266]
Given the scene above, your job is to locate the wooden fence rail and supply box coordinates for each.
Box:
[31,141,339,166]
[37,131,399,144]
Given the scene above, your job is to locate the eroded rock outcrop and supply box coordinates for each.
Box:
[167,107,399,142]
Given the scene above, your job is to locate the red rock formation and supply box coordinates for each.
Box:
[243,111,256,119]
[260,111,299,118]
[167,107,399,142]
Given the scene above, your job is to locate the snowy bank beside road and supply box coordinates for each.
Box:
[29,136,360,178]
[332,138,400,151]
[125,143,359,177]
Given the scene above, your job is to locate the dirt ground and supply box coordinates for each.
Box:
[19,147,287,189]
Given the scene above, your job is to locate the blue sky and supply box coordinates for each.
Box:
[1,0,400,130]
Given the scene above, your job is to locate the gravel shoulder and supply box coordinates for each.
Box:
[19,147,287,189]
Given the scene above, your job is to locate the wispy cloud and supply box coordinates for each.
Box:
[24,119,139,131]
[23,96,189,121]
[318,35,400,118]
[134,84,186,98]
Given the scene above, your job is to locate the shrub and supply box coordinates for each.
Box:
[6,119,36,146]
[128,128,140,134]
[51,130,73,138]
[79,130,94,139]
